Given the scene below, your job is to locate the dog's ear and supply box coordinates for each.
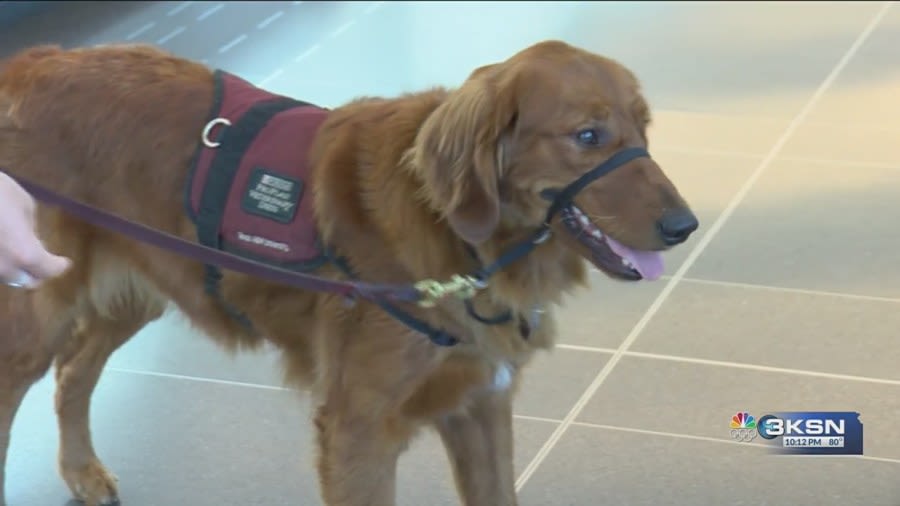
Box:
[414,64,518,245]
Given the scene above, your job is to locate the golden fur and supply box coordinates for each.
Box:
[0,40,694,505]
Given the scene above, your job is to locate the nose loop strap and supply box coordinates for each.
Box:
[543,147,650,222]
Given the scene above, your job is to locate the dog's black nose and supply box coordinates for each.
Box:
[657,208,699,246]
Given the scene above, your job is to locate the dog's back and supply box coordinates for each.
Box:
[0,44,213,221]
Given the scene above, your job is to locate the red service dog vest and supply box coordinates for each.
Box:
[180,71,463,347]
[185,70,330,273]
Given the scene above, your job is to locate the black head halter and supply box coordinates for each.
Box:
[467,146,651,284]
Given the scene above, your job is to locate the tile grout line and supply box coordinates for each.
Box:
[651,146,764,159]
[97,366,900,466]
[640,351,900,386]
[630,350,900,387]
[514,1,895,492]
[777,155,899,171]
[197,2,224,22]
[156,26,186,46]
[569,421,900,465]
[512,414,563,424]
[255,0,387,87]
[852,455,900,465]
[794,120,900,135]
[676,276,900,304]
[105,366,295,392]
[651,107,900,136]
[328,20,357,39]
[167,1,193,17]
[125,22,155,41]
[218,34,248,55]
[589,269,900,303]
[555,344,618,354]
[650,146,899,170]
[555,344,900,386]
[257,10,285,30]
[105,341,900,394]
[258,68,286,88]
[572,421,773,449]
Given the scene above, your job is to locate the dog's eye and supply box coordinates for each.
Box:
[575,128,603,146]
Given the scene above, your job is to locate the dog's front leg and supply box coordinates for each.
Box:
[435,388,518,506]
[314,399,412,506]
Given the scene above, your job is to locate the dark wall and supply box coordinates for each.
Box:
[0,2,55,29]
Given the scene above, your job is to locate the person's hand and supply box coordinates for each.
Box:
[0,172,71,288]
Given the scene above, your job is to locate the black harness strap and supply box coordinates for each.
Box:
[194,97,304,328]
[327,252,460,347]
[461,243,514,326]
[464,299,513,325]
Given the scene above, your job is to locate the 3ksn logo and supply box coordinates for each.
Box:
[728,411,864,455]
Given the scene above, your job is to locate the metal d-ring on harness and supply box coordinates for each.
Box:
[6,146,650,348]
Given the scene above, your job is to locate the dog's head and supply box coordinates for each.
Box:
[414,40,697,282]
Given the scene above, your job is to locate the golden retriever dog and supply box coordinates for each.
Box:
[0,39,697,505]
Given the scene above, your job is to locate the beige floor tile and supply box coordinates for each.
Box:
[516,348,611,419]
[650,150,760,270]
[649,111,787,156]
[805,75,900,133]
[9,370,558,506]
[518,425,900,506]
[107,311,287,387]
[579,356,900,460]
[555,277,665,349]
[780,121,900,167]
[9,372,317,506]
[805,5,900,129]
[688,157,900,298]
[632,280,900,380]
[562,1,882,118]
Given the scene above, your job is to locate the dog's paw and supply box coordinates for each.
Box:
[61,458,120,506]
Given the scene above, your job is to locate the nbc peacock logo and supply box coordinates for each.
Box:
[730,412,758,442]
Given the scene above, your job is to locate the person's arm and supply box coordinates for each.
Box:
[0,172,70,288]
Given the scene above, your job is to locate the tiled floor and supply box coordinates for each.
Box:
[3,1,899,505]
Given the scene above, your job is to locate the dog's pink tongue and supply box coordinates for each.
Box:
[605,236,665,281]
